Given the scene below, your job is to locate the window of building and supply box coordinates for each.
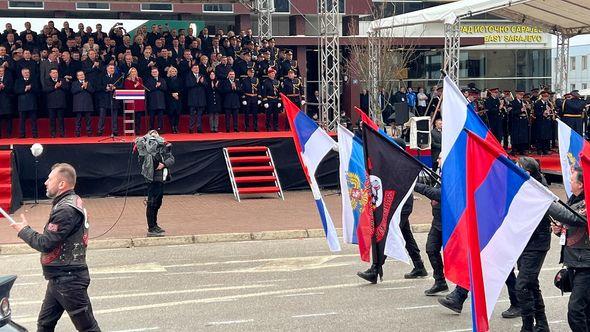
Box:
[140,3,173,12]
[571,56,576,70]
[274,0,289,13]
[8,1,43,9]
[571,84,576,91]
[203,4,233,12]
[583,56,588,70]
[583,83,588,89]
[76,2,110,10]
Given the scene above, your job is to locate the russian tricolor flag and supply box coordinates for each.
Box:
[441,77,557,331]
[558,119,590,197]
[282,94,341,252]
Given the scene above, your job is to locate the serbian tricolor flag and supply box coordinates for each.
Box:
[281,94,341,252]
[579,150,590,239]
[463,131,556,331]
[558,119,590,198]
[361,125,423,264]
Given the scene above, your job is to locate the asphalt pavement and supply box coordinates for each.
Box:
[2,234,571,332]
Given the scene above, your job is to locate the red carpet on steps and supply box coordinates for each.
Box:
[0,151,12,212]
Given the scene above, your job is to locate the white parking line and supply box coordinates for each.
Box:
[382,286,415,290]
[397,305,439,310]
[292,312,337,318]
[205,319,254,326]
[110,327,160,332]
[277,292,324,298]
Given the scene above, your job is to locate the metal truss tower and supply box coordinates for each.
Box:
[367,31,380,123]
[443,19,461,84]
[256,0,274,40]
[318,0,341,130]
[555,31,570,96]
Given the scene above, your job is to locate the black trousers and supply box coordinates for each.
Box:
[568,268,590,332]
[37,273,100,332]
[189,107,205,132]
[134,112,143,135]
[48,108,65,137]
[168,108,180,129]
[98,106,118,135]
[75,112,92,135]
[146,181,164,229]
[244,99,258,131]
[536,139,550,153]
[148,109,164,131]
[265,103,279,131]
[19,110,38,137]
[453,270,519,306]
[426,223,444,283]
[0,113,12,138]
[399,212,422,265]
[224,108,239,132]
[515,250,548,328]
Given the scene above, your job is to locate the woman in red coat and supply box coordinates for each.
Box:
[124,67,145,134]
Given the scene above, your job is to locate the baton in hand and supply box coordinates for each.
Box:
[0,207,16,225]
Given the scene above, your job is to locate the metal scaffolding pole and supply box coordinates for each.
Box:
[443,19,461,84]
[318,0,340,130]
[256,0,274,40]
[555,31,570,96]
[367,31,380,124]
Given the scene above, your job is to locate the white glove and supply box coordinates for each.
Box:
[264,103,269,109]
[301,100,306,105]
[257,100,261,105]
[278,103,282,108]
[242,100,247,106]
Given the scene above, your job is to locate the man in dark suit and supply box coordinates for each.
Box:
[81,49,102,89]
[430,118,442,172]
[0,66,13,137]
[144,67,168,131]
[43,68,69,137]
[184,64,207,133]
[219,70,241,133]
[14,68,38,138]
[71,70,95,137]
[96,64,123,136]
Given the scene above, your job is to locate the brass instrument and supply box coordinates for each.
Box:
[251,77,258,94]
[545,100,556,120]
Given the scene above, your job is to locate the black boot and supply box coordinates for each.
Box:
[146,207,163,237]
[502,305,522,319]
[357,264,382,284]
[520,315,534,332]
[533,312,549,332]
[438,288,467,314]
[404,261,428,279]
[424,281,449,296]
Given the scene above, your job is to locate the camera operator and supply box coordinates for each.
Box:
[135,130,175,237]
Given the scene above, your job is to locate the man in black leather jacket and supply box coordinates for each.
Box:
[10,163,100,332]
[548,166,589,332]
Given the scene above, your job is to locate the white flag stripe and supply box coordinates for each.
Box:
[384,179,416,264]
[557,119,574,197]
[337,125,357,244]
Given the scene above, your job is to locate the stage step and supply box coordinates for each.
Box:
[0,150,13,213]
[223,146,284,202]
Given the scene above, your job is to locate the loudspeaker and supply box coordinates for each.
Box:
[394,102,409,124]
[409,116,431,150]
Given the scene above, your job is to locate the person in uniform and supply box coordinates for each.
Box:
[184,64,207,133]
[256,49,271,81]
[219,70,241,133]
[241,67,260,132]
[501,90,512,150]
[261,68,280,131]
[514,157,551,332]
[10,163,101,332]
[96,64,123,136]
[43,68,69,138]
[562,90,586,135]
[14,67,39,138]
[510,90,530,155]
[484,88,503,144]
[532,91,553,155]
[279,50,298,78]
[281,69,304,108]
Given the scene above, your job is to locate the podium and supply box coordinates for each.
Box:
[115,89,145,136]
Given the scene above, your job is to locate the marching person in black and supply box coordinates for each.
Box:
[414,163,447,295]
[219,70,241,133]
[514,157,551,332]
[43,68,69,138]
[241,67,259,132]
[145,67,167,131]
[96,64,122,136]
[71,70,95,137]
[205,71,221,133]
[485,88,503,144]
[533,91,554,155]
[0,66,13,138]
[10,163,101,332]
[562,90,586,136]
[510,90,530,155]
[430,119,442,173]
[15,67,39,138]
[165,66,182,134]
[261,68,280,131]
[135,130,175,237]
[548,166,590,332]
[185,64,207,133]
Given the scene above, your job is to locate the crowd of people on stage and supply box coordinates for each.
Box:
[361,85,590,156]
[0,20,305,138]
